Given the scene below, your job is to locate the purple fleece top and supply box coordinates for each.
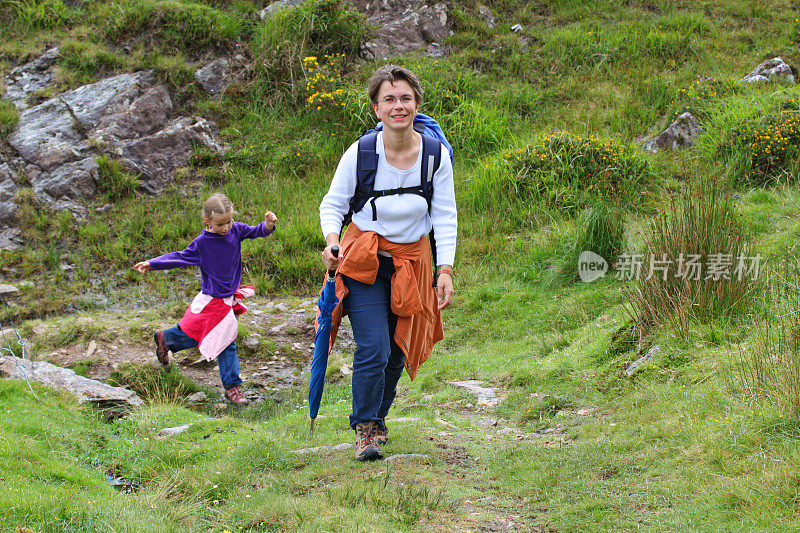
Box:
[148,221,274,298]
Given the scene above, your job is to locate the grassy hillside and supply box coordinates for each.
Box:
[2,0,800,530]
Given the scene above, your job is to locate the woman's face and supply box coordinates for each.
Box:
[373,79,419,132]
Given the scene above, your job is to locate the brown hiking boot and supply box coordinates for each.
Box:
[224,385,249,405]
[153,331,170,369]
[354,422,383,461]
[374,424,388,446]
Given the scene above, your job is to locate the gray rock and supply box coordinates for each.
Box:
[391,416,420,423]
[32,157,98,201]
[89,85,172,142]
[0,284,19,296]
[472,417,498,428]
[384,453,431,463]
[449,379,500,407]
[8,98,84,171]
[241,334,262,352]
[0,165,19,226]
[3,47,60,110]
[353,0,451,60]
[158,423,193,437]
[259,0,305,19]
[0,228,22,251]
[186,391,208,402]
[294,442,354,454]
[740,57,795,84]
[0,358,143,410]
[642,112,702,153]
[195,59,231,97]
[60,71,154,130]
[119,117,227,191]
[625,345,661,376]
[478,6,496,29]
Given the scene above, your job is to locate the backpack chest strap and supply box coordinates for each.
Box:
[368,185,426,220]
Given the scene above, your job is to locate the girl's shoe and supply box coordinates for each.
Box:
[224,385,249,405]
[153,331,171,369]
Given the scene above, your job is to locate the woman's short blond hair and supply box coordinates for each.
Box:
[367,65,423,105]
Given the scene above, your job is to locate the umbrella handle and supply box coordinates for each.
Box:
[327,245,339,280]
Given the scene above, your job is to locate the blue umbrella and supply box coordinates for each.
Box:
[309,245,339,435]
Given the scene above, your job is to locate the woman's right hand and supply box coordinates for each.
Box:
[321,233,341,271]
[321,245,341,271]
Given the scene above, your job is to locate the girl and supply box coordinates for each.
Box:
[135,193,278,405]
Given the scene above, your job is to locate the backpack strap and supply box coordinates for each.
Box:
[344,130,379,226]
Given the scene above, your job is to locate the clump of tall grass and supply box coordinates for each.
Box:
[96,156,141,201]
[0,100,19,138]
[734,260,800,419]
[626,180,758,338]
[549,202,624,284]
[109,363,202,403]
[503,131,652,214]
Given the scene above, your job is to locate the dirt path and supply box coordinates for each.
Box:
[29,298,356,403]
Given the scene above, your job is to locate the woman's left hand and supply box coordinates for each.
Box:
[437,272,454,310]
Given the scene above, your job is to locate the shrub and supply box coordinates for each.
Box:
[665,76,734,122]
[625,180,758,338]
[503,131,652,214]
[735,260,800,419]
[96,156,141,201]
[252,0,369,105]
[696,87,800,184]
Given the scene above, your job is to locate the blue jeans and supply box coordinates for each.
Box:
[162,324,242,389]
[343,254,405,429]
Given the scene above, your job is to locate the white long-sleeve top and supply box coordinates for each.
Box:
[320,132,457,266]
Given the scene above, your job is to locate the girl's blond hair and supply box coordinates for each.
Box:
[203,193,235,219]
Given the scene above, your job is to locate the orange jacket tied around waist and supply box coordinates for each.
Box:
[320,224,444,380]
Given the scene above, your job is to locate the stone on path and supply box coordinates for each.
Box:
[0,357,143,411]
[0,284,19,297]
[449,379,500,407]
[472,417,498,428]
[158,424,193,437]
[186,391,207,403]
[294,443,353,454]
[384,453,432,463]
[391,417,420,423]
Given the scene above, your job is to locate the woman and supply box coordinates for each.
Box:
[319,65,457,461]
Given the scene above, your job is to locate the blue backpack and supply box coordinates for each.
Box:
[343,113,452,272]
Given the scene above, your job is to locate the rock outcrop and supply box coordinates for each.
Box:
[1,52,228,238]
[0,356,144,413]
[3,47,60,110]
[349,0,452,59]
[740,57,795,84]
